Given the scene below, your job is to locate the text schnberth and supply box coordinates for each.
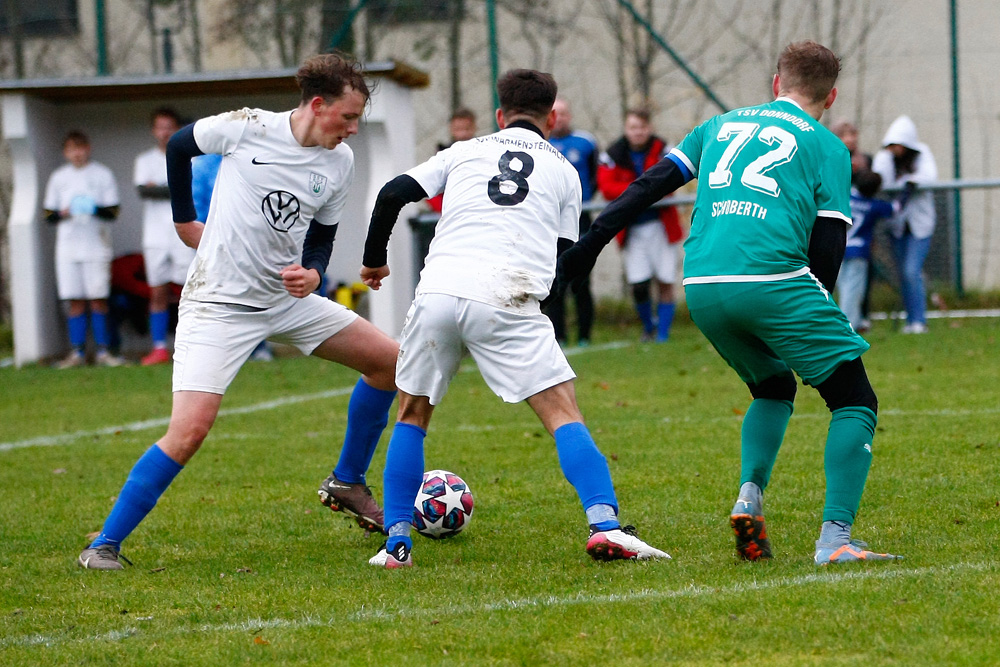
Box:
[712,199,768,220]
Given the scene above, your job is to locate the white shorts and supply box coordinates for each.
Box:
[144,244,196,287]
[56,259,111,300]
[172,294,359,394]
[622,221,679,285]
[396,293,575,405]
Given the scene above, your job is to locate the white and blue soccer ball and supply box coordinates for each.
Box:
[412,469,474,539]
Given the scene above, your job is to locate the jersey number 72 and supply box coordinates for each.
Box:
[706,122,797,198]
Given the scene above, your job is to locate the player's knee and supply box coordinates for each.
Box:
[815,357,878,414]
[631,280,651,303]
[746,371,797,402]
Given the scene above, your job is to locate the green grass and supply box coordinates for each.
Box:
[1,317,998,665]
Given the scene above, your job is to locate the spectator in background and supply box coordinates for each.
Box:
[426,108,478,214]
[838,170,896,332]
[44,130,124,368]
[872,115,938,334]
[597,108,683,342]
[135,107,195,365]
[831,120,873,182]
[544,98,598,347]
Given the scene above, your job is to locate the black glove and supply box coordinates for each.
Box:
[556,243,599,295]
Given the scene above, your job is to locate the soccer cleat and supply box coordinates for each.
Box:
[318,473,385,534]
[56,352,86,369]
[814,539,903,565]
[730,493,773,561]
[78,544,132,570]
[95,350,126,367]
[141,347,172,366]
[586,524,670,561]
[369,541,413,568]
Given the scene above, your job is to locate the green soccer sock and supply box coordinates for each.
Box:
[822,406,878,523]
[740,398,794,491]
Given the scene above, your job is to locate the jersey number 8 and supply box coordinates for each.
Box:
[488,151,534,206]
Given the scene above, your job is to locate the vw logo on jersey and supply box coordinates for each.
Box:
[261,190,301,232]
[309,172,328,197]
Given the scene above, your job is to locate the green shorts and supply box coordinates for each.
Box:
[685,275,869,387]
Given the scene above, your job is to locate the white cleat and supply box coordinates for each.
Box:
[586,525,670,561]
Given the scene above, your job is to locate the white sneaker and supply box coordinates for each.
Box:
[369,541,413,568]
[586,525,670,561]
[56,352,86,369]
[95,350,126,367]
[901,323,928,334]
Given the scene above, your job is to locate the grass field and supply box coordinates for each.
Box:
[1,315,998,665]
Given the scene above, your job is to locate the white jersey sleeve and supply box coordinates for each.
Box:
[313,147,355,227]
[193,108,254,156]
[559,178,583,242]
[95,164,119,207]
[405,149,450,199]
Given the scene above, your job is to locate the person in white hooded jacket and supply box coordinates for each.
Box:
[871,115,938,333]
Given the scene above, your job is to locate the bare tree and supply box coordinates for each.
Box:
[215,0,323,68]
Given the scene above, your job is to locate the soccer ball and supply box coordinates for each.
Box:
[412,469,474,539]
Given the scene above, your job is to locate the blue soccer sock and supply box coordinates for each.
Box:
[382,422,426,539]
[68,314,87,352]
[635,301,655,334]
[90,311,110,349]
[89,444,184,549]
[554,422,619,527]
[334,378,397,484]
[149,310,170,348]
[656,302,676,342]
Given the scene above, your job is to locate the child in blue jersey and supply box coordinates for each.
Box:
[838,170,895,331]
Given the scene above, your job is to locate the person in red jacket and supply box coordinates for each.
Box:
[597,108,684,342]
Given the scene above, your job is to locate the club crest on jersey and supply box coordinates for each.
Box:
[261,190,301,232]
[309,172,328,197]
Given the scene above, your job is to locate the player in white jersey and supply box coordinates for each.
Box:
[134,107,196,366]
[78,53,399,571]
[43,130,124,368]
[361,69,668,569]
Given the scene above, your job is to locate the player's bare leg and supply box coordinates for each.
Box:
[313,317,399,533]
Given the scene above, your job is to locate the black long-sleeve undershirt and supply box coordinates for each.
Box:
[302,220,339,278]
[363,174,430,268]
[165,123,205,223]
[807,216,847,293]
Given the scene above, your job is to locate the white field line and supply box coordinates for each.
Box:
[0,387,354,453]
[0,342,630,454]
[4,560,994,649]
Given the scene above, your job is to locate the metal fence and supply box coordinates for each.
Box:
[408,178,1000,296]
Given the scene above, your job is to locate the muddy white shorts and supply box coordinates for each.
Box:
[396,292,575,405]
[172,294,358,394]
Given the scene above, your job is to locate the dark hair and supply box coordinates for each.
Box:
[150,107,182,127]
[62,130,89,148]
[626,107,652,124]
[854,169,883,198]
[496,69,557,120]
[776,40,840,103]
[296,52,371,105]
[450,107,476,122]
[893,146,920,177]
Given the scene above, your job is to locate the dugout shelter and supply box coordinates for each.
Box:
[1,62,427,367]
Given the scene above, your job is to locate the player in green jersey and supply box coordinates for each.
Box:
[557,41,902,565]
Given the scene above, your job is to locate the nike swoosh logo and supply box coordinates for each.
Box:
[252,157,275,165]
[81,556,91,568]
[328,483,352,490]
